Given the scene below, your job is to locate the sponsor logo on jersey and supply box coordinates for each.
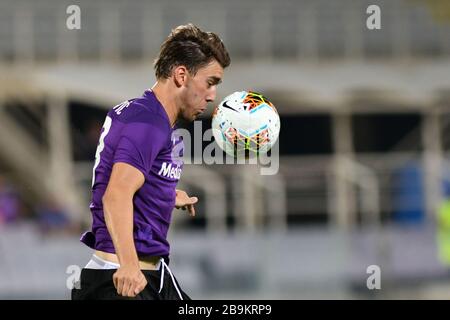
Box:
[158,162,182,179]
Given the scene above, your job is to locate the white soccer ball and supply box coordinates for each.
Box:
[211,91,280,157]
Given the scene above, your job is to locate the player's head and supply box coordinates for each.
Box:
[154,23,230,121]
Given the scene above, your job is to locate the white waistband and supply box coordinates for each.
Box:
[84,254,120,269]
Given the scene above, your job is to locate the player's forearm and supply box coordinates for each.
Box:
[102,192,139,267]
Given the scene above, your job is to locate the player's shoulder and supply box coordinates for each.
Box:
[108,90,170,131]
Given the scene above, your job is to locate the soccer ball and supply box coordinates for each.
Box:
[211,91,280,158]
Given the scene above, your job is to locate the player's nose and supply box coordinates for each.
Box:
[206,86,217,103]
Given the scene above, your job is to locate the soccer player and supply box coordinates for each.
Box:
[72,24,230,300]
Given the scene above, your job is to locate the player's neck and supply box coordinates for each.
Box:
[151,81,179,128]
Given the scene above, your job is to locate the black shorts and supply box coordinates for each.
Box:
[71,268,191,300]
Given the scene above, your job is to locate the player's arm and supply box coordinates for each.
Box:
[175,189,198,217]
[102,162,147,297]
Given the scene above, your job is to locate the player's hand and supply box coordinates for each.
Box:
[112,265,147,297]
[175,189,198,217]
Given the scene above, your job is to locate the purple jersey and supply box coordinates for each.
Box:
[80,89,184,257]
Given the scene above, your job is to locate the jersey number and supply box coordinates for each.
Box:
[92,116,112,187]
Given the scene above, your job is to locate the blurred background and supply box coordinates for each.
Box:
[0,0,450,299]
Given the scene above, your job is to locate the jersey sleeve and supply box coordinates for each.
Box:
[113,120,168,175]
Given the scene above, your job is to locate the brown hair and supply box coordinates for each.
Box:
[154,23,230,79]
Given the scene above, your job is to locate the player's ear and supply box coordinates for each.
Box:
[173,65,188,87]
